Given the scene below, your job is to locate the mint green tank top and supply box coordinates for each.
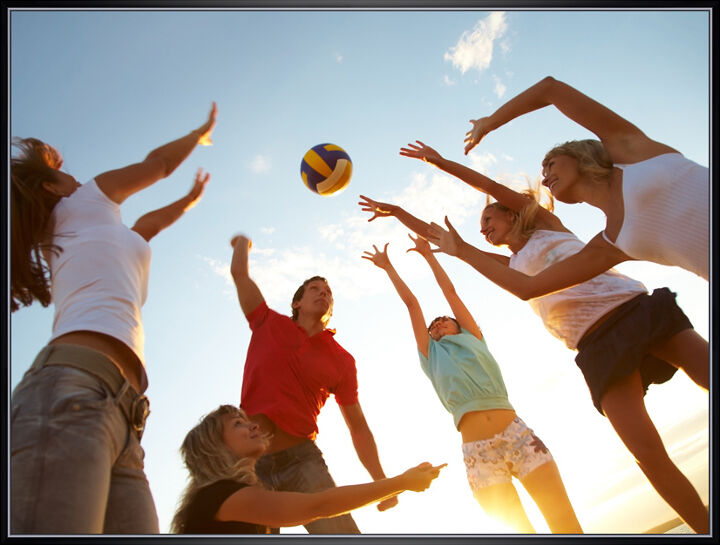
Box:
[418,329,514,429]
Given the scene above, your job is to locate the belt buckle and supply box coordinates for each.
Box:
[130,395,150,437]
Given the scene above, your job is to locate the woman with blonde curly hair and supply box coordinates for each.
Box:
[357,139,709,533]
[461,76,708,285]
[172,405,445,534]
[11,103,216,534]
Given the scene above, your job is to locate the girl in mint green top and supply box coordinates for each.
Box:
[419,328,513,429]
[362,232,581,534]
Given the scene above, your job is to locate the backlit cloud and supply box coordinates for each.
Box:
[444,11,508,74]
[250,155,270,173]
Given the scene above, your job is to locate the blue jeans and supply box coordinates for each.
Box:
[11,357,158,534]
[254,440,360,534]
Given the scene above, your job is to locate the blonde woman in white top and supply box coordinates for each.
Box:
[362,141,708,533]
[10,103,216,534]
[462,76,708,284]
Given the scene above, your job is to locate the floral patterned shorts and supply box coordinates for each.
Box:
[461,417,554,490]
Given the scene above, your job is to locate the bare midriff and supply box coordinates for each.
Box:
[458,409,518,443]
[248,413,312,454]
[50,330,147,394]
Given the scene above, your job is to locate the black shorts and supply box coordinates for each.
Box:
[575,287,693,415]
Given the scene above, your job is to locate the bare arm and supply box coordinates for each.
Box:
[229,234,266,316]
[358,196,511,267]
[429,219,629,300]
[362,243,429,356]
[464,77,673,162]
[399,141,559,228]
[131,169,210,242]
[407,234,483,340]
[216,461,446,528]
[339,402,398,512]
[95,102,217,204]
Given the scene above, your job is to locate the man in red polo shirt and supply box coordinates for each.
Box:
[229,234,397,534]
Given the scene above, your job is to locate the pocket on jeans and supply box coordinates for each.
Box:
[47,367,112,416]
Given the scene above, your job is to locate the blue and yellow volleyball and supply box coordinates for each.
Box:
[300,143,353,196]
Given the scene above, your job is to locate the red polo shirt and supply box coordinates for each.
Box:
[240,301,359,439]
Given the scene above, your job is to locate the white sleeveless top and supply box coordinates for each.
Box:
[603,153,708,280]
[47,179,152,367]
[509,230,646,349]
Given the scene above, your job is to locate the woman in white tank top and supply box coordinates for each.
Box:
[360,140,709,533]
[10,103,217,534]
[460,76,708,287]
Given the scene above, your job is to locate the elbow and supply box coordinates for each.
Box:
[144,154,172,178]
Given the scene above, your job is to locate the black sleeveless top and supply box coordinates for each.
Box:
[178,479,269,534]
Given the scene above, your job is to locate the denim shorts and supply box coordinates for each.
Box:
[10,347,158,534]
[254,440,360,534]
[461,417,554,490]
[575,287,692,415]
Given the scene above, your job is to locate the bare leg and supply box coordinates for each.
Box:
[472,481,535,533]
[520,460,583,533]
[650,329,708,390]
[601,371,708,533]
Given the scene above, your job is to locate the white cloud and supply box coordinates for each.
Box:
[250,155,270,173]
[468,150,497,174]
[444,11,508,74]
[442,74,456,86]
[260,226,275,234]
[492,74,507,98]
[335,53,343,63]
[319,224,344,243]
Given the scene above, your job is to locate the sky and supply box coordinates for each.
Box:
[7,7,711,536]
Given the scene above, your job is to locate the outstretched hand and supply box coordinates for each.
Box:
[358,195,396,222]
[464,116,491,155]
[184,168,210,210]
[361,243,391,270]
[402,462,447,493]
[406,233,433,257]
[427,217,464,257]
[196,101,218,146]
[398,140,443,164]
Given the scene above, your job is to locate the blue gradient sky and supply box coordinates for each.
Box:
[9,8,710,534]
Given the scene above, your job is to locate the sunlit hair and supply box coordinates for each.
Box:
[171,405,269,534]
[428,316,461,335]
[10,137,65,312]
[291,275,333,326]
[541,139,613,184]
[482,177,555,245]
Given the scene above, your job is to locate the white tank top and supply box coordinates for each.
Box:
[509,230,646,349]
[47,179,152,366]
[603,153,708,280]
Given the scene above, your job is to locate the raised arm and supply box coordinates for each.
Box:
[215,461,446,528]
[407,234,483,340]
[229,234,265,316]
[399,141,559,228]
[464,77,673,162]
[131,169,210,242]
[361,243,429,356]
[429,218,629,300]
[95,102,217,204]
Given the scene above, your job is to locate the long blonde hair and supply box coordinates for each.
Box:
[483,178,555,244]
[541,139,613,184]
[171,405,267,533]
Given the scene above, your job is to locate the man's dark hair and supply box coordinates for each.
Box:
[291,276,329,321]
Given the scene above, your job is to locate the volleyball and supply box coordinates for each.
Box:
[300,143,353,196]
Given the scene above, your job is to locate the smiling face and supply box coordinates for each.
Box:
[221,412,268,461]
[480,205,516,247]
[292,278,334,325]
[541,154,582,203]
[428,316,461,341]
